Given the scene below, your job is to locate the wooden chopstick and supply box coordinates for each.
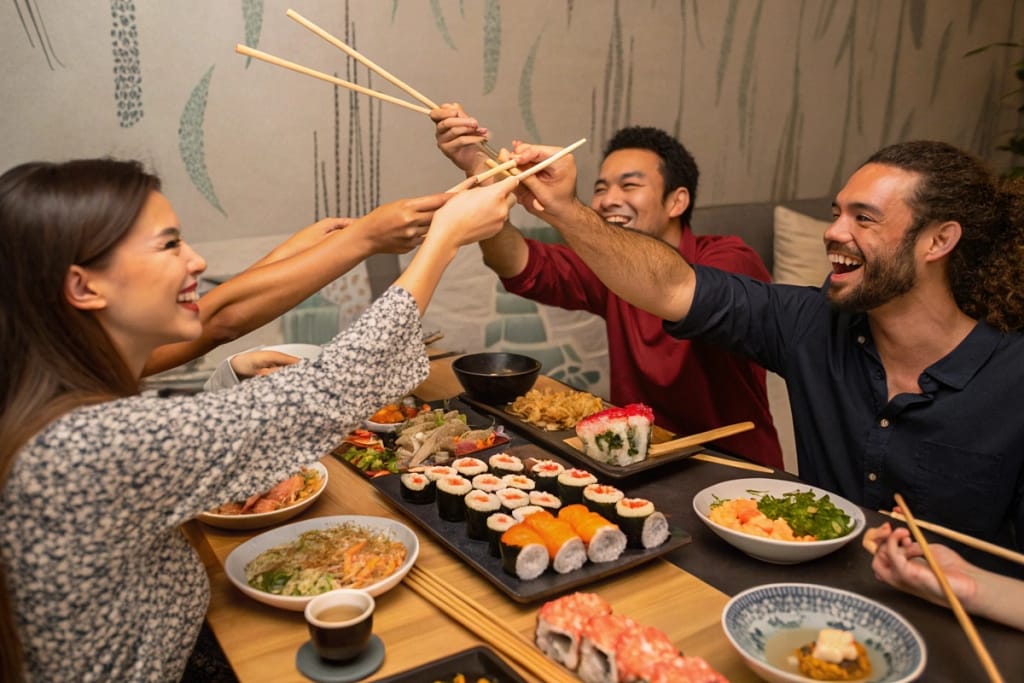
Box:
[445,159,519,192]
[690,453,774,473]
[234,44,430,114]
[513,138,587,181]
[405,565,578,683]
[879,510,1024,567]
[892,494,1004,683]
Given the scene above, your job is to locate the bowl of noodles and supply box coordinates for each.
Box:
[224,515,419,610]
[197,462,328,530]
[692,478,865,564]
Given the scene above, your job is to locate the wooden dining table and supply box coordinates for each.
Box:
[185,357,1024,682]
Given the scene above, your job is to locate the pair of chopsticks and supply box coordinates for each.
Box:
[891,494,1005,683]
[879,509,1024,567]
[444,138,588,192]
[404,565,578,683]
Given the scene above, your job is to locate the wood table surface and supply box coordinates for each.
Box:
[184,357,759,682]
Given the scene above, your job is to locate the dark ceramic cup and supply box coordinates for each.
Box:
[304,589,375,662]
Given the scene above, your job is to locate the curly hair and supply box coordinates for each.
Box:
[864,141,1024,332]
[603,126,700,225]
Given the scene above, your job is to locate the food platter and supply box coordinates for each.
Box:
[374,646,527,683]
[224,515,419,611]
[196,461,329,530]
[371,467,690,603]
[458,393,705,479]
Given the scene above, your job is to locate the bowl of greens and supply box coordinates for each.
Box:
[692,478,865,564]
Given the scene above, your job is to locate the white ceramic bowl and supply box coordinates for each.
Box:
[722,583,926,683]
[262,343,323,360]
[225,515,419,611]
[197,461,328,531]
[692,477,865,564]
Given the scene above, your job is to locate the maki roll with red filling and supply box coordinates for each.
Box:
[557,468,597,506]
[464,489,501,539]
[496,487,531,515]
[529,490,562,513]
[502,473,536,492]
[485,512,517,557]
[436,475,472,522]
[488,452,524,476]
[582,483,623,519]
[471,472,504,493]
[616,497,670,549]
[530,459,565,493]
[452,456,487,478]
[399,471,434,504]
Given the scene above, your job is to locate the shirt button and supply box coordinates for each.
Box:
[880,418,890,428]
[857,335,866,344]
[868,473,878,481]
[875,371,884,380]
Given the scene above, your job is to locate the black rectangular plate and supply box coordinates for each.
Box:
[458,393,704,480]
[371,465,691,604]
[374,645,527,683]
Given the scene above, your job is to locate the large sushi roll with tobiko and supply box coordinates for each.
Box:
[530,459,565,493]
[399,471,434,504]
[471,472,504,493]
[522,509,587,574]
[486,512,517,557]
[577,613,637,683]
[582,483,624,519]
[557,468,598,506]
[575,403,654,466]
[436,475,472,522]
[558,504,627,563]
[613,625,680,683]
[646,656,730,683]
[488,452,524,476]
[452,456,488,478]
[464,489,501,539]
[535,592,613,671]
[500,523,550,580]
[616,497,670,549]
[496,487,531,515]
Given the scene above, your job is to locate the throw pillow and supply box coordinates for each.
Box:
[772,205,832,286]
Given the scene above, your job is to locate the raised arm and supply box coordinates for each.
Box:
[142,193,451,375]
[511,142,697,321]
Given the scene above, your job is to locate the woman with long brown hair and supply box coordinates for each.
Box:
[0,158,517,681]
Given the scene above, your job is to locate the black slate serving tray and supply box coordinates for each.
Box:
[373,645,526,683]
[370,464,691,604]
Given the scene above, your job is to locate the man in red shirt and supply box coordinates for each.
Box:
[433,108,782,468]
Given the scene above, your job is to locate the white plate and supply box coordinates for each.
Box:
[692,477,865,564]
[262,343,322,360]
[197,462,328,531]
[224,515,419,611]
[362,419,399,433]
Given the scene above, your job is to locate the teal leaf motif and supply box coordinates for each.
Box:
[519,33,543,141]
[179,66,226,216]
[714,0,738,106]
[430,0,456,49]
[483,0,500,94]
[242,0,264,68]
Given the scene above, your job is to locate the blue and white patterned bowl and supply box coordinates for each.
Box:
[722,583,926,683]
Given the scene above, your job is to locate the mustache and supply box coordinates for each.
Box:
[825,241,863,260]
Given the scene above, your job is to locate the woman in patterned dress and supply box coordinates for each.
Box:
[0,158,517,682]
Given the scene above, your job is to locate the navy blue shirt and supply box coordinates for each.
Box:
[665,265,1024,551]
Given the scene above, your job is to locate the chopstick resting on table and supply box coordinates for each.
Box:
[234,44,429,114]
[879,509,1024,566]
[892,494,1004,683]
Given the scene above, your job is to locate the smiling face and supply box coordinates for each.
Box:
[590,148,688,244]
[824,163,924,312]
[71,191,207,369]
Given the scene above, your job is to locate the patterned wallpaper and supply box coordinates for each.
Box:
[3,0,1022,392]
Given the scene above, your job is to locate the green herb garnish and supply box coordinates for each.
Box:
[752,489,853,539]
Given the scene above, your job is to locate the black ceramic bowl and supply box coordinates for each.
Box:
[451,352,541,404]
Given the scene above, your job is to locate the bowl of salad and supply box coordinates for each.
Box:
[692,478,865,564]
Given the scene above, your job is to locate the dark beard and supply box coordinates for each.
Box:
[828,236,917,312]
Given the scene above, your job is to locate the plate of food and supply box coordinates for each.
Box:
[224,514,419,611]
[722,583,926,683]
[692,478,865,563]
[374,646,527,683]
[363,397,432,433]
[196,462,328,530]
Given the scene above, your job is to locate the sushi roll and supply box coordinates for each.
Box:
[499,523,550,580]
[424,465,455,482]
[559,504,627,563]
[578,613,637,683]
[452,456,488,478]
[582,483,624,519]
[496,487,531,515]
[529,490,562,513]
[399,471,434,504]
[535,592,613,671]
[646,657,729,683]
[557,468,598,506]
[522,509,587,574]
[613,625,680,683]
[436,475,472,522]
[464,489,501,539]
[512,504,546,522]
[485,512,517,557]
[530,459,565,493]
[575,404,654,466]
[616,497,670,549]
[471,472,505,493]
[488,452,524,477]
[501,474,536,492]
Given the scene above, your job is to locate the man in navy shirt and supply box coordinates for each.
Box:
[509,139,1024,557]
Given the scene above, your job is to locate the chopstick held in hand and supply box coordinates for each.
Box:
[893,494,1004,683]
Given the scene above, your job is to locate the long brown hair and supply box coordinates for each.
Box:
[0,158,160,680]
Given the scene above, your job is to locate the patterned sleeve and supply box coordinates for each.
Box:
[11,286,429,532]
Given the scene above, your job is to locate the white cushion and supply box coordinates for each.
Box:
[772,205,832,286]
